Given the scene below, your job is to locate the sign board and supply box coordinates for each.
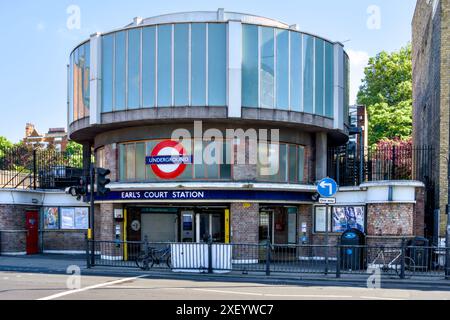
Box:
[146,140,192,179]
[319,197,336,204]
[317,178,338,198]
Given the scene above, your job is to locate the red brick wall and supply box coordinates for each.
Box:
[42,231,86,251]
[367,203,414,236]
[414,187,425,237]
[230,203,259,244]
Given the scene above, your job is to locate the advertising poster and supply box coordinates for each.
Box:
[44,207,59,230]
[332,206,365,233]
[74,208,89,229]
[61,208,76,229]
[314,207,328,232]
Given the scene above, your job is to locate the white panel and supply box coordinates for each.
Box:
[366,186,390,202]
[333,43,344,130]
[227,21,242,118]
[90,33,102,125]
[393,186,416,202]
[335,190,366,204]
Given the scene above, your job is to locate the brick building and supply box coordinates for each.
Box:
[23,123,68,151]
[412,0,450,241]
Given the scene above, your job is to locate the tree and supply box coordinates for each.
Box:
[65,141,83,168]
[0,136,13,159]
[357,44,412,146]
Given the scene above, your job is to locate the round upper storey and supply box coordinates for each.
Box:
[68,10,350,144]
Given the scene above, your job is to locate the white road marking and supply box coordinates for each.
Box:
[265,294,353,299]
[37,275,147,300]
[192,289,264,296]
[359,296,405,300]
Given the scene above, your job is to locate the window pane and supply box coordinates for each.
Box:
[208,24,226,106]
[276,29,289,110]
[174,24,189,106]
[102,34,114,113]
[261,27,274,108]
[315,38,324,115]
[303,35,314,113]
[81,43,90,118]
[115,31,126,111]
[290,32,302,112]
[135,142,145,181]
[157,25,172,107]
[242,24,258,107]
[221,140,232,179]
[194,139,206,179]
[278,144,287,182]
[288,145,297,182]
[325,42,334,117]
[69,53,74,123]
[145,141,158,181]
[126,143,136,180]
[73,49,80,120]
[128,29,141,109]
[142,27,156,108]
[191,23,206,106]
[298,146,305,182]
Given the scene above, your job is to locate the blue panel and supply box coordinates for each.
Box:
[325,42,334,118]
[102,34,114,113]
[290,32,302,112]
[128,28,141,109]
[142,27,156,108]
[315,38,324,115]
[157,25,172,107]
[242,24,259,108]
[303,35,314,114]
[208,24,227,106]
[114,31,126,111]
[276,29,289,110]
[191,23,207,106]
[174,24,189,106]
[261,27,275,108]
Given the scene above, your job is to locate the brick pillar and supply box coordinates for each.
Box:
[97,203,124,260]
[230,203,259,263]
[414,187,425,237]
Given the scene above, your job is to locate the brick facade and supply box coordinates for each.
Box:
[230,203,259,244]
[367,203,414,236]
[412,0,450,236]
[0,204,36,254]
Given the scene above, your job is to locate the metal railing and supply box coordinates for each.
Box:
[328,145,433,187]
[86,239,450,279]
[0,146,83,190]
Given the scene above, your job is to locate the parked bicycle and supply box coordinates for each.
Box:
[368,245,416,278]
[136,244,172,270]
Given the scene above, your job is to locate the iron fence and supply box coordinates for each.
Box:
[86,239,450,279]
[0,146,83,190]
[328,145,433,187]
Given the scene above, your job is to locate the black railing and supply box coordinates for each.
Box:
[0,146,83,190]
[86,239,449,279]
[328,145,433,186]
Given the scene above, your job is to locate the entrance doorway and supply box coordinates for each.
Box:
[259,207,298,245]
[197,212,225,243]
[25,211,39,255]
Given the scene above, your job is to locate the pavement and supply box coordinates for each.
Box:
[0,253,450,290]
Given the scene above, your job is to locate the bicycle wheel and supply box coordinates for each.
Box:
[136,253,150,270]
[404,257,415,278]
[166,255,172,269]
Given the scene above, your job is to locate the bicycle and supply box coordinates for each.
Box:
[136,244,172,270]
[368,246,416,278]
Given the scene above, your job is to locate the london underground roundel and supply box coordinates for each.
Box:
[146,140,192,179]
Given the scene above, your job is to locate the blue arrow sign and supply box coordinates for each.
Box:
[317,178,338,198]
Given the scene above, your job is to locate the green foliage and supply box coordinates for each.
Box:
[357,44,412,145]
[65,141,83,168]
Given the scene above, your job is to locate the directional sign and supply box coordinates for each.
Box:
[317,178,338,198]
[319,197,336,204]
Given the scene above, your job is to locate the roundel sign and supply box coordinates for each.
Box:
[146,140,192,179]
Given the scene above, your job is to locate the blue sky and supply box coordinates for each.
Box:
[0,0,416,143]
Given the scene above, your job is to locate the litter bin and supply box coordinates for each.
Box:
[340,229,366,270]
[406,237,429,271]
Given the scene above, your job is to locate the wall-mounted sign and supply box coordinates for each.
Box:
[146,140,192,179]
[131,220,141,232]
[114,209,124,219]
[96,190,316,203]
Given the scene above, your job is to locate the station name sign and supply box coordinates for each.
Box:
[94,189,317,203]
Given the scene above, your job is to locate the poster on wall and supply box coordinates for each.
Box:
[314,207,328,232]
[74,208,89,229]
[332,206,365,233]
[61,208,76,229]
[44,207,59,229]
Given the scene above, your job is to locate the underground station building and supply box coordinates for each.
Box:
[0,10,426,255]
